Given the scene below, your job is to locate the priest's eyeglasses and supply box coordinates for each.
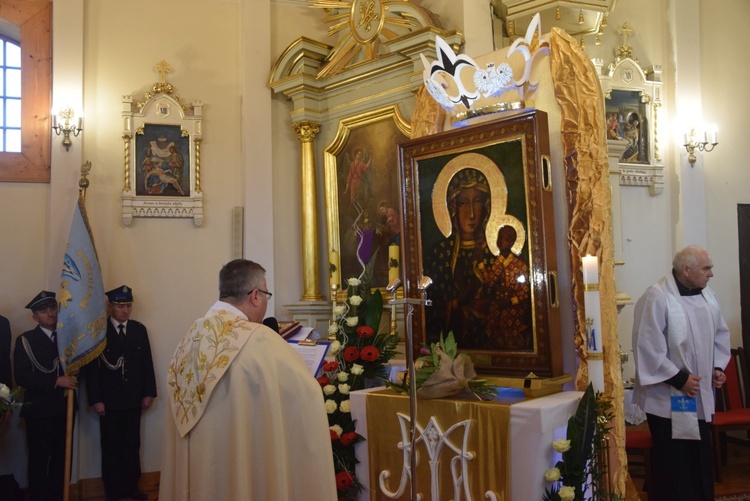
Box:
[253,288,273,299]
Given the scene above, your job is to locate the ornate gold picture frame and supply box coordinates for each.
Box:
[324,105,411,293]
[120,62,203,226]
[399,110,562,377]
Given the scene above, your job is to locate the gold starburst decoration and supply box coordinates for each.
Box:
[307,0,438,77]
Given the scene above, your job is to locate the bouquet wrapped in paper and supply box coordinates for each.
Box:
[391,332,497,400]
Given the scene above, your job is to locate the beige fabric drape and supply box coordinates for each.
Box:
[549,27,626,494]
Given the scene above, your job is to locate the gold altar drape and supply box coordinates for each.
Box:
[366,389,513,501]
[549,28,626,494]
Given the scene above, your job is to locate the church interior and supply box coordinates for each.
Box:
[1,0,749,499]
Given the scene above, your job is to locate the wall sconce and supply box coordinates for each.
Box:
[683,126,718,166]
[52,107,83,151]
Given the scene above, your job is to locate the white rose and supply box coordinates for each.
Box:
[338,384,351,395]
[325,399,338,414]
[328,323,339,335]
[347,278,361,287]
[323,385,337,396]
[339,400,351,413]
[349,295,363,306]
[350,364,364,375]
[345,316,359,327]
[329,340,342,356]
[552,438,571,453]
[544,467,561,482]
[330,424,343,436]
[558,485,575,501]
[338,372,349,382]
[0,384,9,399]
[333,305,346,316]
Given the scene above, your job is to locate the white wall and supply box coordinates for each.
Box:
[700,0,750,348]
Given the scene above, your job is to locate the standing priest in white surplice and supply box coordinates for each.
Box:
[632,245,730,501]
[159,259,336,501]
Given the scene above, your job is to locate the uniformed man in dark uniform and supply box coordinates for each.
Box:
[14,291,78,501]
[86,286,156,501]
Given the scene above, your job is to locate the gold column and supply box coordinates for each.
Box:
[293,121,324,301]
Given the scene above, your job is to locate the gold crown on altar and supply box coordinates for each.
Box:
[421,13,550,126]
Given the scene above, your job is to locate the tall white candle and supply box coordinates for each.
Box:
[582,254,604,393]
[582,254,599,284]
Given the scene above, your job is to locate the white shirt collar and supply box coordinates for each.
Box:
[209,300,248,321]
[110,318,128,330]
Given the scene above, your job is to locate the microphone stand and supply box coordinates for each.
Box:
[387,276,431,501]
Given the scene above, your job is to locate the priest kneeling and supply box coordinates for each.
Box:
[159,259,336,500]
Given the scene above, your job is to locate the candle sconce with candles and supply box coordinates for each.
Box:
[683,126,719,166]
[52,107,83,151]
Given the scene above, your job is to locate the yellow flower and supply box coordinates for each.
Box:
[552,438,571,453]
[558,485,575,501]
[544,467,561,482]
[329,340,342,356]
[217,355,230,368]
[325,399,338,414]
[196,383,206,402]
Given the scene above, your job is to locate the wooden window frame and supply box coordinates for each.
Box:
[0,0,51,183]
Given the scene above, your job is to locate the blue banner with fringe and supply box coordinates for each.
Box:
[56,198,107,374]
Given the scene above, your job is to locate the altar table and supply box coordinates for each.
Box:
[350,388,582,500]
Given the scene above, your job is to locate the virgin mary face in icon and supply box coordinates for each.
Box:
[447,168,491,243]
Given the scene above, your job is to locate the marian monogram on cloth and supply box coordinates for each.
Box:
[168,311,257,437]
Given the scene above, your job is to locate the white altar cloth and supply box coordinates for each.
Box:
[350,387,582,500]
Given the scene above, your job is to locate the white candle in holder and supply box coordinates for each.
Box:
[582,254,604,393]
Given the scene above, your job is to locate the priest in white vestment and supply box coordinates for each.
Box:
[159,259,337,500]
[632,246,730,501]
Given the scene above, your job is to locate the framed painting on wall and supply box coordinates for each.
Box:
[121,62,204,226]
[399,110,562,377]
[325,105,411,294]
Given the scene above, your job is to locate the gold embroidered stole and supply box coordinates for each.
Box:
[168,310,258,437]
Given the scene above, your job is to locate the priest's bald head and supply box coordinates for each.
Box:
[218,259,270,323]
[673,245,714,290]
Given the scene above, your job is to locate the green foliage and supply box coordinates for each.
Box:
[544,384,623,501]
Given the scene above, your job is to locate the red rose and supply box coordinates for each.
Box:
[343,346,360,363]
[356,325,374,338]
[316,375,330,386]
[360,346,380,362]
[340,431,358,446]
[330,429,340,441]
[335,471,353,490]
[323,361,340,373]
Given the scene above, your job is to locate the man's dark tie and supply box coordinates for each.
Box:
[51,330,57,345]
[118,324,125,337]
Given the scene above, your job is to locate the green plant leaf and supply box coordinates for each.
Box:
[365,289,383,331]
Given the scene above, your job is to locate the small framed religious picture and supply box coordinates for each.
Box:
[120,61,204,226]
[398,110,563,377]
[599,56,663,168]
